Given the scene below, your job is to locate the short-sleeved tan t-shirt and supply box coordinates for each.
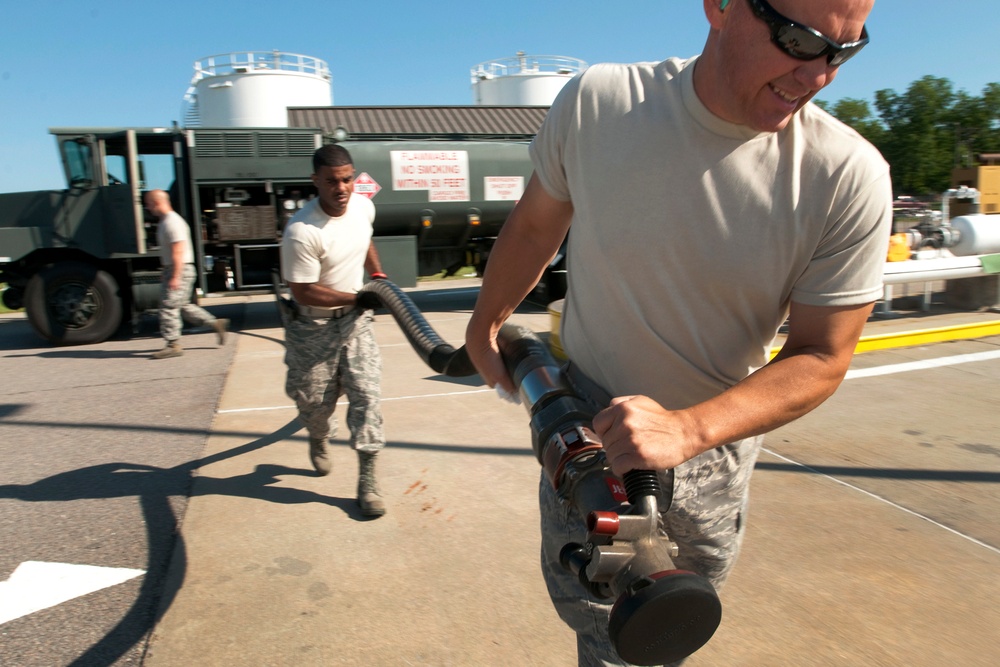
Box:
[280,194,375,294]
[530,57,892,408]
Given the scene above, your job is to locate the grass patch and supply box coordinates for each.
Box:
[0,283,24,314]
[418,266,480,282]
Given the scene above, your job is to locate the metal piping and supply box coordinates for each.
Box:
[883,256,988,285]
[941,186,980,224]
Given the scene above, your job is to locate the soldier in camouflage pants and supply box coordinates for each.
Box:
[279,144,388,516]
[283,309,385,459]
[158,264,216,342]
[539,365,762,667]
[146,188,227,359]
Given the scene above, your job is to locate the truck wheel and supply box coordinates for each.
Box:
[2,285,24,311]
[25,262,123,345]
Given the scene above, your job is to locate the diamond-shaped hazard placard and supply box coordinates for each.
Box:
[354,172,382,199]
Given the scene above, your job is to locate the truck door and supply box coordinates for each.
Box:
[56,130,148,255]
[100,130,152,255]
[58,134,99,188]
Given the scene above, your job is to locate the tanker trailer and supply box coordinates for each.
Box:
[337,139,534,277]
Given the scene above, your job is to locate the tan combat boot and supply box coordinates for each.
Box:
[309,437,332,476]
[357,451,386,517]
[151,341,183,359]
[211,318,230,345]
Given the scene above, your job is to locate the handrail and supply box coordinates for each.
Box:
[471,53,587,82]
[883,255,989,285]
[182,50,331,128]
[879,253,996,314]
[190,51,331,82]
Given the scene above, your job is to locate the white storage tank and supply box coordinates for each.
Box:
[183,51,332,127]
[471,52,586,106]
[948,214,1000,256]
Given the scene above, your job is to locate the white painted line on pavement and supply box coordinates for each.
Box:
[224,348,1000,415]
[0,561,145,626]
[761,449,1000,556]
[217,405,296,414]
[218,388,494,414]
[845,349,1000,380]
[376,388,493,402]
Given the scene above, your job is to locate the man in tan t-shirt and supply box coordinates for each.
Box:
[145,190,228,359]
[466,1,888,664]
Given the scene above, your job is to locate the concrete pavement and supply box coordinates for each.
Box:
[142,282,1000,666]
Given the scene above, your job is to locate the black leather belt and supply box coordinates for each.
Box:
[297,304,355,319]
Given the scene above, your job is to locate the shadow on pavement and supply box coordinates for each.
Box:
[0,418,316,666]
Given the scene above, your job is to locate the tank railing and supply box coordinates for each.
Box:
[879,254,991,314]
[471,54,587,81]
[181,51,329,128]
[190,51,331,82]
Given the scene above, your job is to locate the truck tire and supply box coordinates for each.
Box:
[25,262,124,345]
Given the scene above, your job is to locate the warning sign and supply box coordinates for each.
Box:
[484,176,524,201]
[353,172,381,199]
[390,150,470,202]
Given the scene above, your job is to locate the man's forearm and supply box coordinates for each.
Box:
[468,227,556,338]
[596,347,855,475]
[467,176,573,341]
[684,348,850,456]
[594,301,873,474]
[364,242,383,277]
[688,300,873,453]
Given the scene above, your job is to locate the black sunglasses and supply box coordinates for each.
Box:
[746,0,869,66]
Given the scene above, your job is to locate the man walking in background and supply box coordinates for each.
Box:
[144,189,228,360]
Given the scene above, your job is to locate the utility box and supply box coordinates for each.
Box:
[952,156,1000,215]
[946,274,1000,310]
[372,235,418,288]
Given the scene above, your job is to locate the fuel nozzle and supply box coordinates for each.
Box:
[497,324,721,665]
[604,470,721,665]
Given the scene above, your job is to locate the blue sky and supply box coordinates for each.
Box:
[2,0,999,193]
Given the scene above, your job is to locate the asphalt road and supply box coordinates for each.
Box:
[0,285,499,667]
[0,305,244,667]
[2,288,999,666]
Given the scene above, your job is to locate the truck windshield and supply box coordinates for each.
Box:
[63,139,94,186]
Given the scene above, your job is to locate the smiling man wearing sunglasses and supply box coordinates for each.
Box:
[699,0,872,131]
[467,1,891,665]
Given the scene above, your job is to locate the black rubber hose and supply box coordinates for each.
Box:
[495,323,554,388]
[358,279,477,377]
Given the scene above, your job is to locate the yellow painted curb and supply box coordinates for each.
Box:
[548,299,567,360]
[769,319,1000,359]
[551,297,999,362]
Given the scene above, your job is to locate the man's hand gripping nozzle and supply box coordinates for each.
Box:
[497,323,722,666]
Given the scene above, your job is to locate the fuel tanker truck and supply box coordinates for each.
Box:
[0,120,560,345]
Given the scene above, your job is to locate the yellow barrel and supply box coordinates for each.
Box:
[548,298,567,360]
[887,233,911,262]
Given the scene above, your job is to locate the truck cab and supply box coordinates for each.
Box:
[0,126,321,345]
[0,118,551,346]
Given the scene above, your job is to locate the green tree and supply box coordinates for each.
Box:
[822,76,1000,197]
[874,76,956,195]
[826,97,886,147]
[949,83,1000,165]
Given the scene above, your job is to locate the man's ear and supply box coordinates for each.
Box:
[705,0,730,28]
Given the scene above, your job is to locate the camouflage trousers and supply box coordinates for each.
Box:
[283,309,384,454]
[159,263,216,342]
[540,363,763,667]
